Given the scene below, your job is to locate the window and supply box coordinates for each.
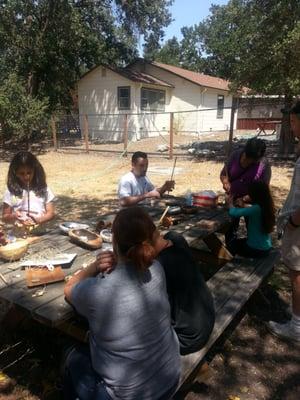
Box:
[217,94,224,119]
[118,86,131,110]
[141,88,165,111]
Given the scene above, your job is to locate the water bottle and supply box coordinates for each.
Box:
[185,189,193,206]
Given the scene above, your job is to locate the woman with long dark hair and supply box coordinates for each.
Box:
[227,180,275,258]
[64,207,180,400]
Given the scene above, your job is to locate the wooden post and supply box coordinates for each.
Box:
[227,97,237,157]
[83,114,89,153]
[169,112,174,160]
[123,114,128,156]
[51,115,57,151]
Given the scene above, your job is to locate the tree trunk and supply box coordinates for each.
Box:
[279,95,294,156]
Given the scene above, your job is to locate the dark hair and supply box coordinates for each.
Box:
[112,207,156,271]
[244,138,266,161]
[7,151,47,198]
[132,151,147,163]
[290,101,300,118]
[248,181,275,234]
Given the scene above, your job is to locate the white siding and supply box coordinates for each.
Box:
[78,63,236,142]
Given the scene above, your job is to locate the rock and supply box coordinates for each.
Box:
[188,148,196,154]
[157,144,169,152]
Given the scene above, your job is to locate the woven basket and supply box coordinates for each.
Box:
[0,240,28,261]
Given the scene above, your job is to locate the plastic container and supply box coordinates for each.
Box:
[192,190,218,208]
[185,189,193,206]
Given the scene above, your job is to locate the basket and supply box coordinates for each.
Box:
[0,240,28,261]
[69,229,102,249]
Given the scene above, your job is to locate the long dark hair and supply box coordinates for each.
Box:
[112,207,156,271]
[7,151,47,198]
[248,181,275,234]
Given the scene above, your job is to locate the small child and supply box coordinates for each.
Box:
[2,151,55,226]
[227,180,275,258]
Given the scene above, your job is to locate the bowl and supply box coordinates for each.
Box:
[59,222,90,234]
[0,240,28,261]
[68,228,102,249]
[100,229,113,243]
[168,206,182,215]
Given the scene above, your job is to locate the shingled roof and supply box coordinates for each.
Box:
[150,61,230,91]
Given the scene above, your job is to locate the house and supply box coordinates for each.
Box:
[77,58,236,142]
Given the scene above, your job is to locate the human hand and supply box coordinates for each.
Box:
[95,250,116,274]
[164,180,175,192]
[146,189,161,199]
[234,197,245,208]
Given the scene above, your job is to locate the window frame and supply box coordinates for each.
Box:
[117,86,131,110]
[217,94,225,119]
[140,87,166,111]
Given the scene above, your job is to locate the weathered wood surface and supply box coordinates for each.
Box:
[177,249,280,391]
[0,204,230,327]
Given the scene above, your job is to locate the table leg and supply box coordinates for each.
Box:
[203,233,233,261]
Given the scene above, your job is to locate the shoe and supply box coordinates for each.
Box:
[268,320,300,343]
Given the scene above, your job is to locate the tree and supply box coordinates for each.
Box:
[153,36,181,65]
[0,0,173,125]
[0,73,49,142]
[198,0,300,155]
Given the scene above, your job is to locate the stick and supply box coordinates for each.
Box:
[0,272,8,285]
[158,206,170,224]
[170,156,177,182]
[27,182,30,217]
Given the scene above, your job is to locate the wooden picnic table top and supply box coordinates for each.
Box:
[0,201,231,328]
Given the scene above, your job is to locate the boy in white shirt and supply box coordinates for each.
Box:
[118,151,175,206]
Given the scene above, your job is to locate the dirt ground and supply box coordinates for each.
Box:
[0,135,299,399]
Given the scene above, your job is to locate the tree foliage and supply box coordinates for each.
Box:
[0,73,49,141]
[0,0,173,136]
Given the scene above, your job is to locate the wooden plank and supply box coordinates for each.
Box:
[178,250,279,388]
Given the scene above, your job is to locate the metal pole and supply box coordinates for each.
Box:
[227,97,237,156]
[169,112,174,160]
[84,114,89,153]
[51,115,57,151]
[123,114,128,156]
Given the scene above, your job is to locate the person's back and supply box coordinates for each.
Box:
[71,259,180,399]
[158,231,215,355]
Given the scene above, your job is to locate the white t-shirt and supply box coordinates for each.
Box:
[118,171,154,199]
[3,187,55,218]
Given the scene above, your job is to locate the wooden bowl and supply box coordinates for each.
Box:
[0,240,28,261]
[68,228,102,249]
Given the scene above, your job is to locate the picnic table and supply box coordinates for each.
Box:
[256,120,281,136]
[0,201,232,331]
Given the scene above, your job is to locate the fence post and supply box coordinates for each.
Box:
[227,97,237,157]
[123,114,128,156]
[51,115,57,151]
[169,112,174,160]
[83,114,89,153]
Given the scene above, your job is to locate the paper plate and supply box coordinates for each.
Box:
[59,222,89,234]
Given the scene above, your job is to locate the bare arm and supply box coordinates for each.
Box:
[30,202,55,224]
[120,189,161,206]
[2,203,19,223]
[64,251,116,302]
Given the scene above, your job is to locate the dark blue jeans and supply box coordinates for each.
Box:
[63,345,111,400]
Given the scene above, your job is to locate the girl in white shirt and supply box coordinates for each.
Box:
[2,151,55,226]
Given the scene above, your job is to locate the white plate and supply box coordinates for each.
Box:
[59,222,90,234]
[20,253,77,267]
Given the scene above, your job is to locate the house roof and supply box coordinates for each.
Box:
[80,64,173,88]
[150,61,230,91]
[119,68,173,88]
